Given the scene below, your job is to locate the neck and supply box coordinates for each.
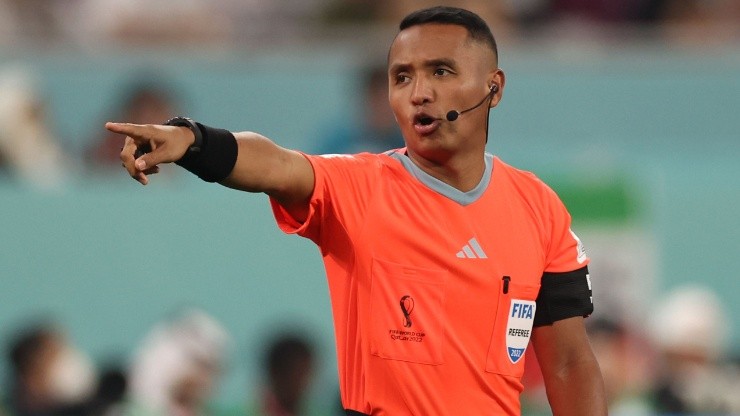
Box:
[406,147,486,192]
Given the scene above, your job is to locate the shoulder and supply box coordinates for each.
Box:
[302,151,405,205]
[306,150,403,175]
[494,156,558,202]
[308,151,390,165]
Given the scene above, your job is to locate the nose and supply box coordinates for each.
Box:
[410,77,433,105]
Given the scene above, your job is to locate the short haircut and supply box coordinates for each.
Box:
[8,324,56,377]
[265,334,314,380]
[399,6,498,59]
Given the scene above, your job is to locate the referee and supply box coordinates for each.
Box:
[108,6,607,415]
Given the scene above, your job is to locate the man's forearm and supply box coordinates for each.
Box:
[543,355,607,416]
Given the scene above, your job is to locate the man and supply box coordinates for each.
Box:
[108,6,606,415]
[4,323,97,416]
[258,333,316,416]
[124,309,230,416]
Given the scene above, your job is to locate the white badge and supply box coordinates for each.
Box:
[505,299,536,364]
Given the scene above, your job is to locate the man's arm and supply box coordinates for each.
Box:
[107,122,314,222]
[222,132,313,221]
[531,316,607,416]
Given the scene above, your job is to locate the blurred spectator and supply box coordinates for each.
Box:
[587,318,654,415]
[320,0,386,26]
[380,0,517,40]
[68,0,326,48]
[0,0,78,46]
[219,0,326,46]
[254,332,316,416]
[86,78,182,169]
[3,322,97,416]
[0,65,71,190]
[85,364,128,416]
[491,0,740,46]
[70,0,232,47]
[1,0,738,49]
[317,65,403,154]
[497,0,659,43]
[546,0,659,23]
[649,284,740,414]
[656,0,740,47]
[124,309,230,416]
[520,316,656,415]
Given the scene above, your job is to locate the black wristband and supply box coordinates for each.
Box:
[168,118,238,183]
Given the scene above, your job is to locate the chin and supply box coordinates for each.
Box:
[411,141,456,162]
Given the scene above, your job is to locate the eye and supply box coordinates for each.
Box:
[395,74,410,84]
[433,68,451,76]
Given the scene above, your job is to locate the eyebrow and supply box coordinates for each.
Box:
[389,58,457,74]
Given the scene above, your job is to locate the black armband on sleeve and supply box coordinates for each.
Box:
[533,266,593,327]
[169,117,238,183]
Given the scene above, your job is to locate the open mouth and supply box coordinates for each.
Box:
[413,113,440,135]
[414,113,436,126]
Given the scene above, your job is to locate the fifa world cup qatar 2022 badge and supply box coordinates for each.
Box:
[400,295,414,327]
[505,300,536,364]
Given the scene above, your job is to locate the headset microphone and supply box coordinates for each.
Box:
[445,84,498,122]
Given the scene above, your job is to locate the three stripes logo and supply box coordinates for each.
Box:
[456,237,488,259]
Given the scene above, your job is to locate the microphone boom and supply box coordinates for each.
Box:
[445,85,497,122]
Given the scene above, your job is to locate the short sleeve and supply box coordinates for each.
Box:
[533,185,593,326]
[543,186,589,273]
[270,153,382,250]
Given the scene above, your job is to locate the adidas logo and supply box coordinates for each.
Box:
[456,237,488,259]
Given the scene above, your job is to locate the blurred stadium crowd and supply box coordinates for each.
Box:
[1,309,325,416]
[0,0,739,48]
[1,1,739,415]
[2,288,738,415]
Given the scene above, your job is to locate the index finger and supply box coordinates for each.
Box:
[105,122,150,143]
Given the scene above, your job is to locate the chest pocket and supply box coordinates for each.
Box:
[485,277,540,377]
[369,258,448,365]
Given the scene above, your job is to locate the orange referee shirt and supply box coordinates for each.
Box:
[270,150,589,415]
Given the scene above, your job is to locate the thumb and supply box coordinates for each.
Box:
[135,157,148,170]
[135,150,162,171]
[135,139,182,170]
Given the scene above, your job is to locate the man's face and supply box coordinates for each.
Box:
[388,23,500,161]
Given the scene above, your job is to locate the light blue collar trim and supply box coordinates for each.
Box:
[387,151,493,206]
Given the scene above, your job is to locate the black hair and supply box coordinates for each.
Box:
[7,324,56,377]
[265,334,314,380]
[399,6,498,59]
